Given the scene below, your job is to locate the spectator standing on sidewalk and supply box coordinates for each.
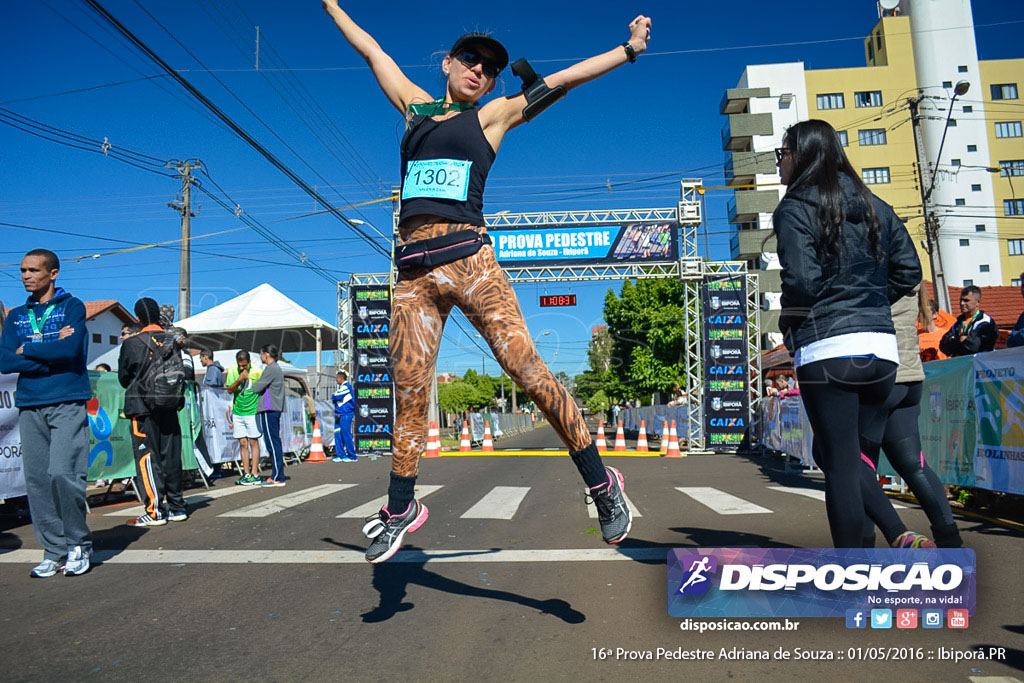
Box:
[200,349,225,388]
[252,344,286,487]
[118,298,188,527]
[1007,274,1024,349]
[225,350,263,485]
[331,370,358,462]
[939,285,997,357]
[0,248,93,577]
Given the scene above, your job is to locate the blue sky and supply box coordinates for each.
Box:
[2,1,1022,377]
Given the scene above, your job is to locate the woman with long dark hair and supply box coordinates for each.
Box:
[323,3,649,562]
[773,119,921,547]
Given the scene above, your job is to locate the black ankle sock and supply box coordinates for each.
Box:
[570,442,607,489]
[931,522,963,548]
[387,473,417,514]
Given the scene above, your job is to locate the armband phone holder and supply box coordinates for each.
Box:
[511,58,566,121]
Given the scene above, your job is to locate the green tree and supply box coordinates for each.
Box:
[586,389,611,415]
[603,279,687,400]
[438,380,489,412]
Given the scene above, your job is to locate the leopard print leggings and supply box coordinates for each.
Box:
[390,222,592,477]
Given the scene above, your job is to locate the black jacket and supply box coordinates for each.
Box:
[939,311,998,357]
[118,328,185,417]
[774,174,921,352]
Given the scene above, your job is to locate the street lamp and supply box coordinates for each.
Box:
[348,217,389,240]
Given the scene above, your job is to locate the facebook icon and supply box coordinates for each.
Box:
[846,609,867,629]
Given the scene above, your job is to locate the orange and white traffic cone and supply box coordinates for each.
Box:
[307,419,328,463]
[665,419,682,458]
[482,420,494,452]
[636,420,649,452]
[423,421,441,458]
[659,421,670,455]
[595,420,607,453]
[459,420,472,453]
[614,420,627,452]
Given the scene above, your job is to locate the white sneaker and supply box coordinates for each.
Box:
[64,546,91,576]
[30,558,63,578]
[167,511,188,522]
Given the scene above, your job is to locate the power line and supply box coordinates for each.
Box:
[80,0,390,260]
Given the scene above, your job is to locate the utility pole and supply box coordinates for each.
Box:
[168,160,200,319]
[907,96,952,314]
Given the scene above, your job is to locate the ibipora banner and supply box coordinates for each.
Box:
[351,285,394,458]
[701,275,750,450]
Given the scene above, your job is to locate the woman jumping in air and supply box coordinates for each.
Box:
[322,3,651,563]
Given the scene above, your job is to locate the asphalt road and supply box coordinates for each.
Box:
[1,425,1021,682]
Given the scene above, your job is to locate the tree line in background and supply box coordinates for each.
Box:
[436,279,687,415]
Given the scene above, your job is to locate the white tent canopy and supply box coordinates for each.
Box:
[174,284,338,371]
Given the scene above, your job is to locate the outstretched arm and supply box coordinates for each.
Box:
[321,1,432,113]
[482,15,652,136]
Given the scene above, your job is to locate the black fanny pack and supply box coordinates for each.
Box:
[395,229,491,271]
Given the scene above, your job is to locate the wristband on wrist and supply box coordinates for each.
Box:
[621,41,637,63]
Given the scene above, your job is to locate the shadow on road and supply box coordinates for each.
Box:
[321,537,587,625]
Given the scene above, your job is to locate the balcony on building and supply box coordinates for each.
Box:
[721,112,774,151]
[730,227,777,260]
[725,150,777,186]
[727,189,780,225]
[719,87,772,115]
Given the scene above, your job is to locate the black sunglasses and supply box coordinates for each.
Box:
[775,147,792,162]
[454,49,501,79]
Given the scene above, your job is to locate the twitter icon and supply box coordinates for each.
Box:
[871,609,893,629]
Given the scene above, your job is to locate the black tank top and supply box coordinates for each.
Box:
[398,108,495,227]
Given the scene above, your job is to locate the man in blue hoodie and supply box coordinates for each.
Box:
[0,249,92,577]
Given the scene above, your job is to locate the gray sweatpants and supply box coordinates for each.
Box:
[19,401,92,560]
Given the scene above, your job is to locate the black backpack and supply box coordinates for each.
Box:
[138,332,186,410]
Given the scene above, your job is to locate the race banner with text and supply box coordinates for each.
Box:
[351,284,393,458]
[668,548,976,619]
[0,374,23,499]
[971,347,1024,494]
[701,275,749,450]
[489,221,677,267]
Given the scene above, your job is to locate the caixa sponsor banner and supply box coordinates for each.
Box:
[667,548,975,618]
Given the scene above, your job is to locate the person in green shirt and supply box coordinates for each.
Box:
[225,350,263,485]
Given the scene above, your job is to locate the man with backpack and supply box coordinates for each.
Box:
[118,298,188,527]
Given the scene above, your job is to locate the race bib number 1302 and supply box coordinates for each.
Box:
[402,158,472,201]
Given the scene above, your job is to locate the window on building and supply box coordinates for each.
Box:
[862,167,891,184]
[854,90,883,107]
[947,118,957,127]
[959,239,970,246]
[817,93,845,110]
[1009,239,1024,256]
[876,33,882,50]
[943,80,953,89]
[963,105,973,113]
[980,264,990,273]
[991,83,1019,100]
[999,160,1024,176]
[955,198,966,206]
[967,144,977,152]
[976,224,986,232]
[1006,199,1024,215]
[995,121,1023,138]
[963,279,974,286]
[951,158,962,167]
[858,128,887,146]
[867,40,874,62]
[1014,278,1023,287]
[971,184,982,191]
[108,335,117,345]
[92,333,101,344]
[836,130,848,147]
[958,65,968,73]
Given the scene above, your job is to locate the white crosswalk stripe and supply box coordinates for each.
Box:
[335,485,444,518]
[676,486,773,515]
[105,483,254,517]
[461,486,531,519]
[768,485,906,508]
[587,491,643,518]
[220,484,355,518]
